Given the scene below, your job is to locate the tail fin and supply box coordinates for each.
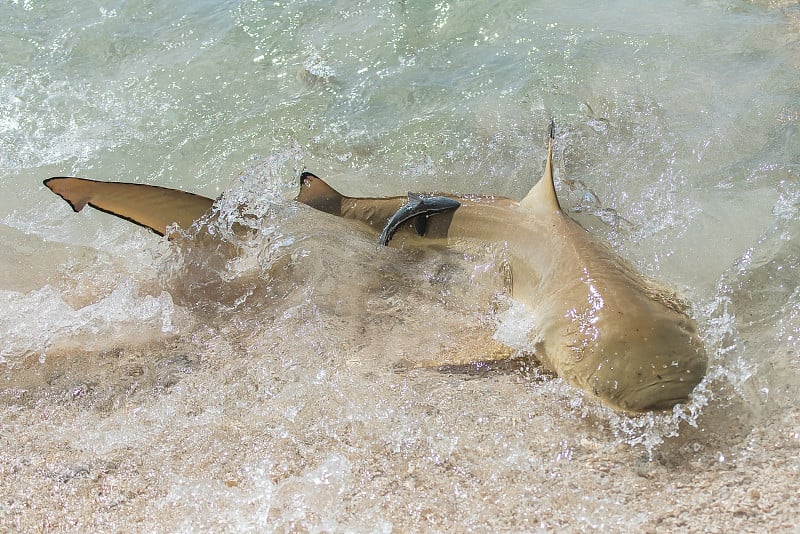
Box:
[44,177,215,237]
[519,120,561,213]
[295,172,345,215]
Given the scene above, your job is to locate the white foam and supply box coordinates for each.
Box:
[0,279,186,366]
[492,298,536,352]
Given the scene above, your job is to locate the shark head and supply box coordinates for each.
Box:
[556,289,709,414]
[591,324,707,413]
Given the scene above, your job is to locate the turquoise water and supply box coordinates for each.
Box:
[2,0,800,531]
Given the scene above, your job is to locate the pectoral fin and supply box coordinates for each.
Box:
[378,193,461,246]
[44,177,215,237]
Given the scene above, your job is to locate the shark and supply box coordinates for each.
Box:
[43,125,707,413]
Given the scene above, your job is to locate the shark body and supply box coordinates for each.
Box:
[43,128,707,412]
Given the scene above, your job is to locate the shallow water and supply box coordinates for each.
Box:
[2,0,800,531]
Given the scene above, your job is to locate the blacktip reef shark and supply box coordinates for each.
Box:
[43,124,708,413]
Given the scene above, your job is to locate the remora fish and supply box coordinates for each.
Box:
[43,126,707,413]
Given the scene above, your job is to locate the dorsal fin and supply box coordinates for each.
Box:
[295,172,345,215]
[43,177,215,237]
[519,121,561,213]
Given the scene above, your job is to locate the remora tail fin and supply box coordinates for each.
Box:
[519,120,561,213]
[295,172,345,215]
[43,177,215,237]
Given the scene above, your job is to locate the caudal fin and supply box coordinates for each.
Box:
[44,177,215,237]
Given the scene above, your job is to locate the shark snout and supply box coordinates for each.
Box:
[617,371,704,413]
[600,349,708,413]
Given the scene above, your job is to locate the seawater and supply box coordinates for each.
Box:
[2,0,799,531]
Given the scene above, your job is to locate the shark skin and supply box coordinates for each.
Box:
[43,129,707,413]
